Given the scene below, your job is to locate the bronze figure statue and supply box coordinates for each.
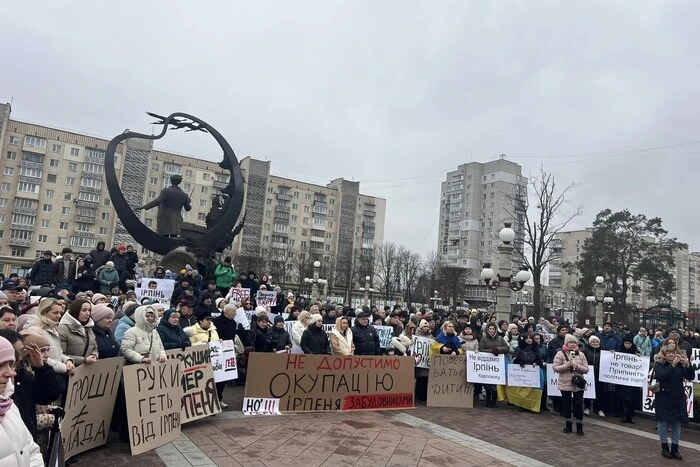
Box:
[136,174,192,237]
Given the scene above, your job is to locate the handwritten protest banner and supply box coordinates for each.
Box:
[61,357,122,459]
[166,346,221,423]
[256,290,277,307]
[244,353,414,412]
[234,307,250,330]
[375,326,393,348]
[228,288,251,303]
[242,398,281,416]
[136,278,175,305]
[411,336,433,369]
[507,364,541,389]
[123,360,183,455]
[465,352,506,385]
[210,340,238,382]
[546,364,596,399]
[643,377,693,419]
[599,350,649,387]
[691,348,700,382]
[427,355,473,408]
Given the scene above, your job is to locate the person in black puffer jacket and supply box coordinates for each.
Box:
[29,251,56,287]
[513,333,543,367]
[157,309,191,350]
[247,312,271,352]
[213,303,243,342]
[74,255,97,293]
[301,314,330,355]
[267,315,292,352]
[351,311,381,356]
[89,241,111,269]
[91,304,120,358]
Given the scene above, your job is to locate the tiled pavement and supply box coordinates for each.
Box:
[74,385,700,467]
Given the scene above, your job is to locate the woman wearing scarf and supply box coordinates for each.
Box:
[553,334,589,436]
[479,322,509,408]
[430,321,463,356]
[0,335,44,466]
[58,299,98,367]
[330,316,354,356]
[23,299,75,376]
[653,338,695,460]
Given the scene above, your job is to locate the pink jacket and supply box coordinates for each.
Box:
[552,348,589,392]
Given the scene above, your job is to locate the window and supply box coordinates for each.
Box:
[57,237,66,245]
[20,166,41,178]
[49,159,59,168]
[71,237,96,248]
[3,168,14,176]
[11,248,25,257]
[68,162,77,172]
[70,148,80,157]
[46,174,57,183]
[302,229,308,236]
[80,178,102,189]
[490,192,494,199]
[41,220,49,228]
[264,223,270,231]
[326,233,332,239]
[304,206,310,213]
[203,173,210,181]
[59,222,68,230]
[12,214,33,225]
[10,230,32,240]
[294,192,299,198]
[24,136,47,149]
[185,170,193,178]
[0,198,7,207]
[38,234,47,243]
[62,207,72,215]
[199,199,208,207]
[148,191,156,199]
[325,245,331,251]
[18,182,39,193]
[201,186,208,194]
[52,144,61,153]
[45,189,54,198]
[183,183,192,191]
[103,198,110,206]
[328,222,333,228]
[78,192,100,203]
[76,224,90,232]
[0,214,4,223]
[329,198,335,205]
[265,211,271,218]
[151,163,160,171]
[42,204,52,212]
[102,212,110,220]
[292,203,298,210]
[291,215,297,221]
[267,187,273,193]
[64,193,72,200]
[197,212,206,221]
[305,193,312,200]
[8,136,19,145]
[145,219,153,227]
[491,174,495,180]
[83,163,103,174]
[22,152,43,163]
[150,177,158,185]
[0,183,9,192]
[300,241,307,248]
[66,177,75,186]
[266,199,272,205]
[99,227,108,235]
[303,217,309,225]
[290,227,297,234]
[6,151,16,160]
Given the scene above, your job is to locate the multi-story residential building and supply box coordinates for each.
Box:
[548,229,593,292]
[231,157,386,286]
[689,252,700,311]
[438,156,527,271]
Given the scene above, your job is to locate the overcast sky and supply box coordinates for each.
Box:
[2,1,699,255]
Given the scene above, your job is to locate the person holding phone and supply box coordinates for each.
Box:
[553,334,589,435]
[653,338,694,460]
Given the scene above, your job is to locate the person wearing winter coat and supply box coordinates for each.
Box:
[617,335,642,423]
[513,333,543,367]
[479,322,510,408]
[214,257,236,297]
[596,322,622,351]
[22,299,74,376]
[90,304,120,359]
[114,303,137,346]
[29,250,56,287]
[301,314,331,355]
[553,334,589,436]
[390,323,412,356]
[633,327,652,357]
[119,261,137,292]
[108,246,130,276]
[458,326,479,353]
[58,299,98,367]
[583,335,607,417]
[120,305,167,364]
[652,338,695,460]
[241,271,259,299]
[651,330,665,353]
[157,310,191,350]
[89,241,111,269]
[431,321,463,356]
[247,312,271,352]
[351,311,381,356]
[97,262,120,294]
[267,316,292,352]
[0,335,44,466]
[291,311,311,348]
[331,316,355,355]
[74,255,97,293]
[188,312,220,344]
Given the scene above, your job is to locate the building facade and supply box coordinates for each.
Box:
[438,157,527,271]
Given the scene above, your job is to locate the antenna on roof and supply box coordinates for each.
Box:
[499,153,506,160]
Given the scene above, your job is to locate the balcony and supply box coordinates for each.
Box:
[18,175,41,185]
[213,180,228,190]
[277,192,292,201]
[75,200,99,209]
[72,231,95,238]
[12,207,37,216]
[9,238,32,247]
[310,235,325,243]
[10,223,34,232]
[275,205,290,213]
[362,221,375,228]
[79,185,101,194]
[81,171,102,180]
[311,246,324,253]
[272,228,289,236]
[362,242,374,250]
[271,242,288,250]
[363,209,376,217]
[274,214,290,223]
[75,216,96,224]
[20,160,43,170]
[313,199,328,207]
[84,154,105,165]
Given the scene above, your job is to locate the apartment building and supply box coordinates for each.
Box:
[0,103,232,276]
[232,157,386,284]
[438,156,527,271]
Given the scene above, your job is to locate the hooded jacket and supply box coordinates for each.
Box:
[479,330,510,355]
[596,329,622,351]
[120,306,166,363]
[214,263,235,289]
[98,267,120,294]
[301,324,331,355]
[157,319,191,350]
[188,322,220,344]
[75,259,96,292]
[89,242,111,268]
[29,257,56,286]
[58,312,98,366]
[114,314,135,346]
[512,336,543,367]
[0,385,43,467]
[330,318,354,356]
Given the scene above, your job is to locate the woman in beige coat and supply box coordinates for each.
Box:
[24,298,75,375]
[121,305,166,364]
[553,333,589,436]
[330,317,354,355]
[58,299,98,366]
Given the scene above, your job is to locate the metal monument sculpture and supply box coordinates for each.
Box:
[104,112,244,258]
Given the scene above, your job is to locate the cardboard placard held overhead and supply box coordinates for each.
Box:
[244,353,415,412]
[166,346,221,423]
[123,360,183,455]
[427,355,473,408]
[61,357,123,459]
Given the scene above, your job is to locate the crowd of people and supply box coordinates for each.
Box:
[0,256,698,463]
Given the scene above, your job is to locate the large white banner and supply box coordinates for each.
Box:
[507,364,541,388]
[136,278,175,305]
[411,336,433,369]
[546,364,596,399]
[599,350,649,387]
[209,340,238,382]
[465,351,506,385]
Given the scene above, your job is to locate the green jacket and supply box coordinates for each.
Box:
[215,263,235,288]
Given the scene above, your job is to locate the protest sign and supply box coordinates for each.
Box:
[375,326,393,348]
[643,378,693,419]
[599,350,649,387]
[136,278,175,305]
[123,360,182,455]
[546,364,596,399]
[234,307,250,330]
[244,353,415,412]
[166,346,221,423]
[465,351,506,385]
[229,288,251,303]
[242,398,281,416]
[691,348,700,382]
[61,357,122,459]
[507,364,541,389]
[427,355,473,408]
[210,340,238,382]
[256,290,277,307]
[411,336,433,369]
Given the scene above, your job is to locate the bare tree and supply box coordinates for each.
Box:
[398,246,424,306]
[437,265,474,307]
[375,242,402,301]
[336,249,362,304]
[507,168,582,317]
[415,251,442,304]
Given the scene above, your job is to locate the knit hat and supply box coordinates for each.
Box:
[163,309,177,321]
[105,261,114,268]
[564,334,578,346]
[0,291,6,300]
[123,302,139,317]
[357,311,371,319]
[91,304,114,323]
[308,314,323,325]
[117,245,126,252]
[125,290,136,299]
[91,293,107,304]
[274,315,285,325]
[589,336,600,344]
[0,336,14,365]
[215,298,226,309]
[574,328,589,338]
[419,319,429,328]
[197,311,212,321]
[19,331,50,350]
[255,306,267,314]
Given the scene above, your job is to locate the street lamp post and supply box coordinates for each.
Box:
[480,223,531,322]
[430,290,440,309]
[585,275,613,325]
[303,261,326,302]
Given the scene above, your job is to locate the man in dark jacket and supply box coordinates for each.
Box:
[547,324,569,363]
[30,250,56,287]
[352,311,381,355]
[89,241,111,269]
[54,247,76,291]
[596,322,622,351]
[213,303,241,342]
[109,245,130,276]
[177,303,197,329]
[241,271,259,299]
[194,291,218,318]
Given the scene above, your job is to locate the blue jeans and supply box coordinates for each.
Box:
[658,420,681,444]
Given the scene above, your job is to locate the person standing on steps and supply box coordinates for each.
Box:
[553,334,589,436]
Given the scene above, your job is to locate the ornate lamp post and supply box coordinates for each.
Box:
[585,275,613,325]
[303,260,325,302]
[480,223,531,322]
